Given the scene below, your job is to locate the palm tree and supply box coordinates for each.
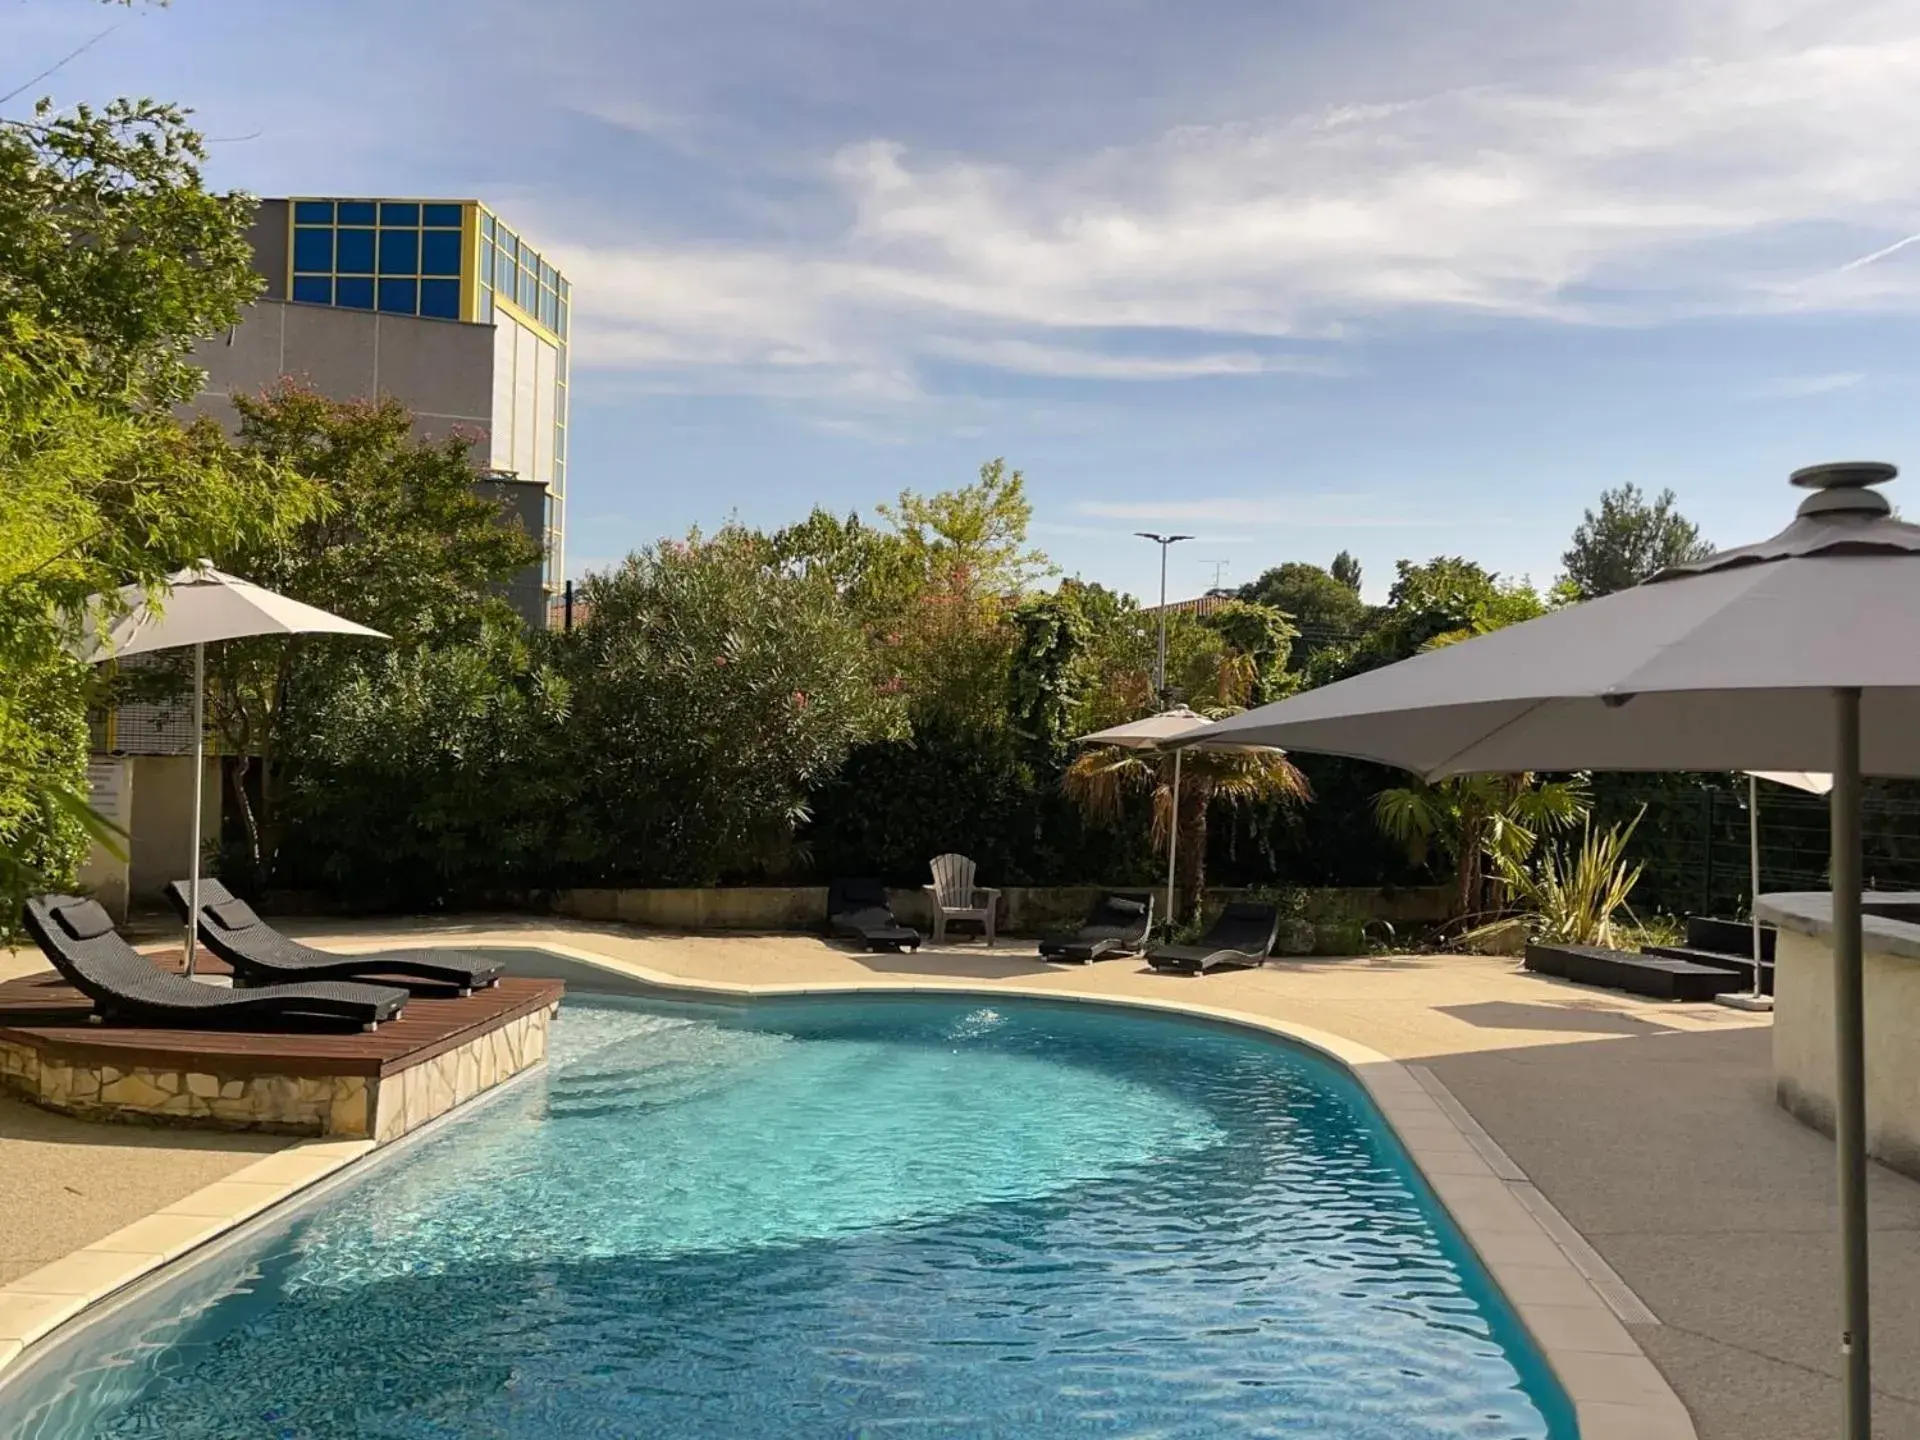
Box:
[1065,738,1310,923]
[1372,773,1589,920]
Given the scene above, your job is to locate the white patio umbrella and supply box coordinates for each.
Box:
[1742,770,1833,1002]
[1075,707,1286,929]
[82,564,386,974]
[1195,460,1916,1439]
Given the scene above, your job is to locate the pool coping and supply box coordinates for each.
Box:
[1,936,1696,1439]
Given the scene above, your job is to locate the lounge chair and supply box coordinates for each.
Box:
[165,878,502,994]
[1038,891,1155,963]
[827,878,921,952]
[22,894,407,1031]
[1145,901,1280,976]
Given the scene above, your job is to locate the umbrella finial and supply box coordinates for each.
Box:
[1790,461,1896,519]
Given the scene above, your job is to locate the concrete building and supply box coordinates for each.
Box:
[193,196,572,625]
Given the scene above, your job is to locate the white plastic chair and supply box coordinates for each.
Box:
[924,853,1001,945]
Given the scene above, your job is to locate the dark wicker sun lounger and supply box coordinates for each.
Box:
[23,894,407,1031]
[1145,901,1280,976]
[164,879,502,994]
[827,878,921,952]
[1039,891,1155,963]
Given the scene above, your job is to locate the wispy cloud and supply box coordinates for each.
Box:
[1074,497,1461,527]
[926,339,1338,381]
[1834,233,1920,273]
[1753,371,1866,398]
[530,0,1920,400]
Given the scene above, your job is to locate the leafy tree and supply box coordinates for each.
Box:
[0,100,311,929]
[1373,774,1590,918]
[566,529,901,885]
[1237,562,1367,668]
[277,620,574,909]
[197,383,540,881]
[1330,550,1363,594]
[1006,592,1092,760]
[769,507,920,628]
[1342,557,1545,674]
[1559,483,1712,601]
[1201,600,1296,705]
[0,99,262,407]
[877,458,1052,600]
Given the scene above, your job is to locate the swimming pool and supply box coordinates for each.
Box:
[1,992,1575,1438]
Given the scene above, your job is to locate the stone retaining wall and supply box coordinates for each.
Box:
[0,1002,556,1142]
[555,883,1449,936]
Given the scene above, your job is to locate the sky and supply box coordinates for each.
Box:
[7,0,1920,604]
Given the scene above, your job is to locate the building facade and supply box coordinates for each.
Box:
[192,196,572,622]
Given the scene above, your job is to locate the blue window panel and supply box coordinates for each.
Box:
[377,278,418,314]
[291,275,333,305]
[476,288,492,323]
[420,229,462,276]
[336,200,376,225]
[422,202,463,228]
[293,200,334,224]
[519,267,537,310]
[335,228,375,274]
[557,299,568,340]
[378,228,419,274]
[419,278,460,319]
[292,226,333,273]
[494,248,515,293]
[542,289,558,330]
[480,211,495,241]
[540,261,557,288]
[335,276,374,309]
[497,230,518,262]
[379,201,419,226]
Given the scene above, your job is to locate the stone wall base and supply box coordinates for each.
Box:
[0,1002,555,1142]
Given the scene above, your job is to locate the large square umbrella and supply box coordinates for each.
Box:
[1196,461,1915,1438]
[82,564,386,974]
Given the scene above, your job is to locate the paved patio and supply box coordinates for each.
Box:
[7,917,1919,1436]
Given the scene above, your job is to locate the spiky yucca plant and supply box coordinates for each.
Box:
[1499,809,1648,949]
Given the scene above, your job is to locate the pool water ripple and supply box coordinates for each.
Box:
[11,995,1574,1438]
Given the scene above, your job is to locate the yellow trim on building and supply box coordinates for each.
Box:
[459,201,479,322]
[492,293,562,348]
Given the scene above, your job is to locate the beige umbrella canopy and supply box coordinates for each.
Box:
[1076,707,1286,927]
[82,564,386,973]
[1198,462,1919,1438]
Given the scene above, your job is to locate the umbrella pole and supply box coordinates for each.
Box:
[1749,774,1763,1000]
[186,642,204,979]
[1831,686,1870,1439]
[1165,748,1183,933]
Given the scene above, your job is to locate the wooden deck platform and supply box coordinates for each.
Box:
[0,952,564,1139]
[0,956,562,1078]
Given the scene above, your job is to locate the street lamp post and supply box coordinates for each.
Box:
[1135,532,1194,696]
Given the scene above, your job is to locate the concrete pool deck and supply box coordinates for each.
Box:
[7,917,1920,1437]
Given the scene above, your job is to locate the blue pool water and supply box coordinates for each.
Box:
[5,994,1575,1438]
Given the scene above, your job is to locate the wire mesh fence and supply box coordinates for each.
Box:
[1595,776,1920,920]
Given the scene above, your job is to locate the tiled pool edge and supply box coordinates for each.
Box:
[0,1136,374,1376]
[466,936,1699,1440]
[0,1047,554,1388]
